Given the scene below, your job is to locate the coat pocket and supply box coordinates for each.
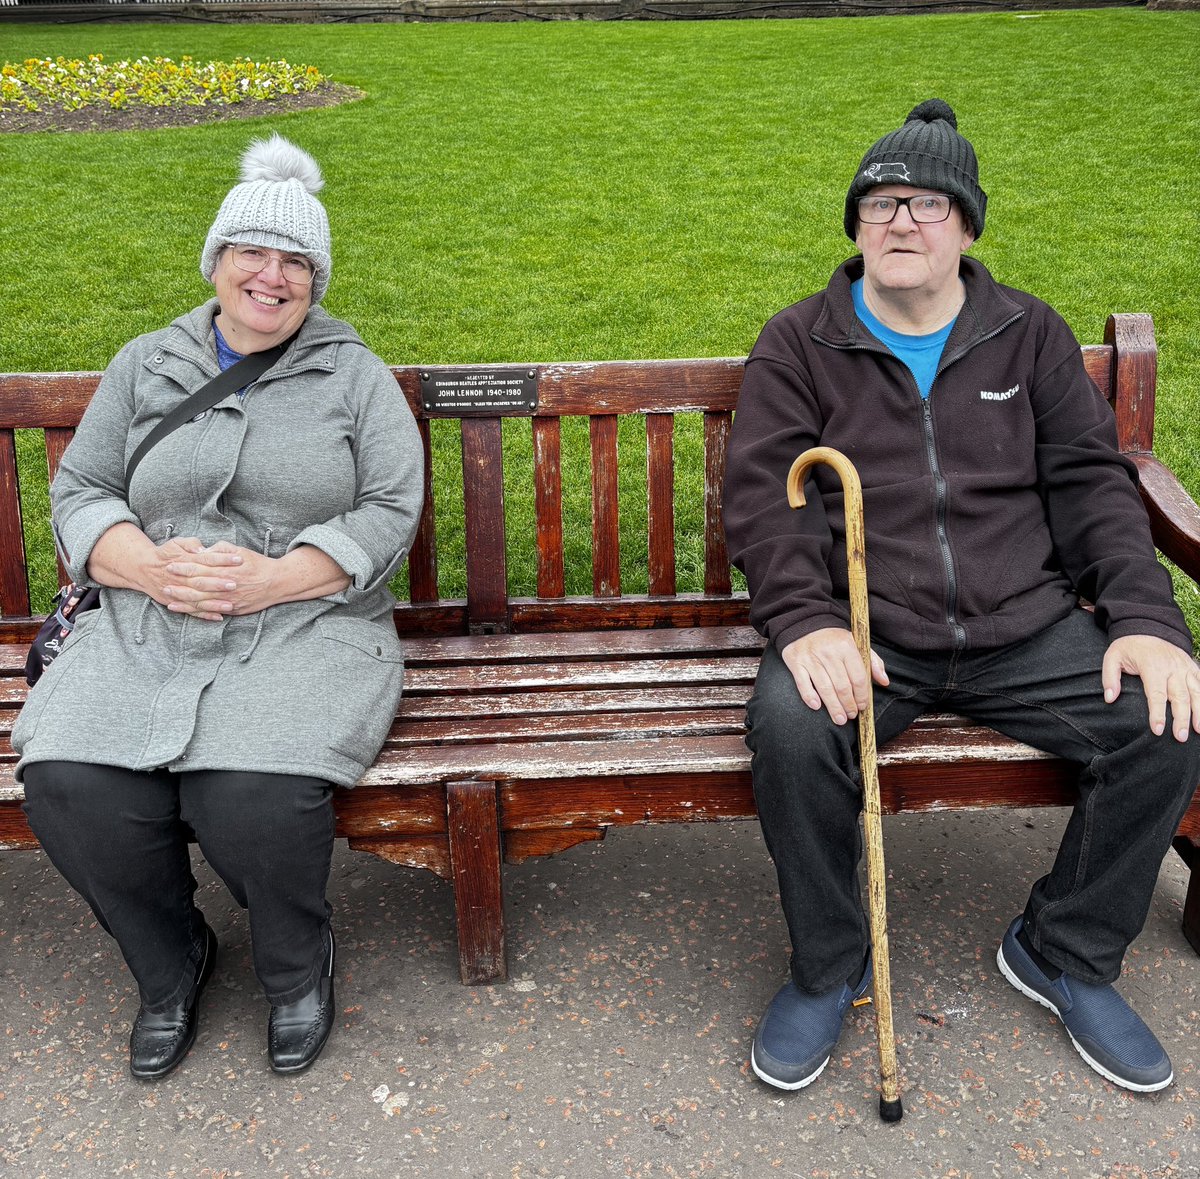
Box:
[316,616,405,766]
[11,624,96,754]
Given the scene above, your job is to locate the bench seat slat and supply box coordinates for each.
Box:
[0,717,1077,798]
[384,707,747,747]
[0,628,761,682]
[403,655,761,694]
[363,733,754,784]
[359,720,1065,789]
[401,625,764,663]
[394,684,754,719]
[0,712,1091,766]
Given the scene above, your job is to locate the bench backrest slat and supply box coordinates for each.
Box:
[407,418,440,604]
[532,418,565,599]
[460,418,509,633]
[44,428,73,479]
[0,317,1158,640]
[646,413,677,597]
[0,432,30,618]
[1083,349,1111,400]
[704,410,733,596]
[44,428,73,587]
[589,415,621,599]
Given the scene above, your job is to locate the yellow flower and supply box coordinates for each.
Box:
[1,54,330,114]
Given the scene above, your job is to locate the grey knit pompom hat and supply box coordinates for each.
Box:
[844,99,987,242]
[200,134,332,300]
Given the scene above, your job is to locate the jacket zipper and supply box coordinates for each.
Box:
[920,399,966,649]
[816,334,968,646]
[815,307,1024,650]
[933,310,1023,377]
[923,310,1024,649]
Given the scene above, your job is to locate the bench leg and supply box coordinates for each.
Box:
[1173,837,1200,957]
[447,779,506,985]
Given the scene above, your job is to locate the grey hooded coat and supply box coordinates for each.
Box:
[14,300,424,788]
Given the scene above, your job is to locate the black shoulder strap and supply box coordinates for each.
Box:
[124,331,298,490]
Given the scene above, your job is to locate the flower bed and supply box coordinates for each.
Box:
[1,54,328,113]
[0,55,361,133]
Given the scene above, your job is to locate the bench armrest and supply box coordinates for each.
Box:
[1131,453,1200,583]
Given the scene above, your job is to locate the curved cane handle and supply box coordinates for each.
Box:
[787,445,861,512]
[787,446,870,664]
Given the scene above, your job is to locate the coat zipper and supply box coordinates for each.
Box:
[815,307,1024,651]
[933,310,1024,378]
[920,398,966,649]
[924,310,1024,650]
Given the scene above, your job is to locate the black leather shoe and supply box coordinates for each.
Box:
[268,929,335,1075]
[130,923,217,1080]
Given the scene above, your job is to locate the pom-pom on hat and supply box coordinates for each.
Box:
[844,99,987,242]
[201,134,332,300]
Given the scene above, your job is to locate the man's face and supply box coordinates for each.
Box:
[854,186,975,299]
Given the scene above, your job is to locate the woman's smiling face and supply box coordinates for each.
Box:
[211,243,313,353]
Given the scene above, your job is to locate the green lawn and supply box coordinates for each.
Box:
[2,11,1198,636]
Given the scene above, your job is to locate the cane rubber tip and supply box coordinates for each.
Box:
[879,1096,904,1123]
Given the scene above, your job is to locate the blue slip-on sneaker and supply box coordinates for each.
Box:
[751,956,873,1091]
[996,917,1172,1093]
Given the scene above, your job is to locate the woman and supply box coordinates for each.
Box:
[14,135,423,1079]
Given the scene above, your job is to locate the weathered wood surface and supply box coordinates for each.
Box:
[447,779,506,983]
[5,623,1199,834]
[1132,454,1200,579]
[0,329,1182,643]
[2,314,1199,984]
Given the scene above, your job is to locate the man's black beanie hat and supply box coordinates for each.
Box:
[844,99,987,242]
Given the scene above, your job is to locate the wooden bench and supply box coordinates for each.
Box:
[2,313,1199,986]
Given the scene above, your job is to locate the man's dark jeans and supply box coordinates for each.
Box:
[745,609,1200,993]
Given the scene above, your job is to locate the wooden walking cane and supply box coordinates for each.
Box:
[786,446,904,1124]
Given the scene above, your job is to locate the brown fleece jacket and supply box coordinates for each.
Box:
[724,256,1192,656]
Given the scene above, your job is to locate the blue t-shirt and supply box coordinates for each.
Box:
[851,279,955,400]
[212,319,250,397]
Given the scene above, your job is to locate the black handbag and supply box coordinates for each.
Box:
[24,336,297,686]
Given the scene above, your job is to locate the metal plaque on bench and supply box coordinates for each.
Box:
[420,368,538,416]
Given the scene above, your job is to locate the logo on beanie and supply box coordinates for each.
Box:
[863,162,912,182]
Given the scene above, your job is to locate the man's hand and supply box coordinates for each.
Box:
[1102,634,1200,743]
[781,627,889,726]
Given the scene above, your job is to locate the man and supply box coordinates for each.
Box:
[724,99,1200,1096]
